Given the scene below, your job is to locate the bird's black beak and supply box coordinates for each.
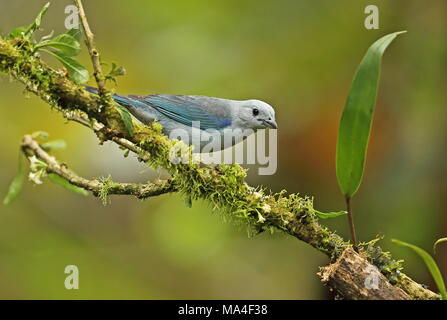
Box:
[262,119,278,129]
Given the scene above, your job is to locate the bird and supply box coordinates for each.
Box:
[85,86,277,152]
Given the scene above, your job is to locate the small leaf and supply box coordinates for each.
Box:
[41,49,89,83]
[3,153,26,205]
[67,28,82,41]
[23,2,50,39]
[35,33,80,56]
[8,26,27,39]
[47,173,89,196]
[185,195,192,208]
[314,210,347,219]
[392,239,446,300]
[31,130,49,139]
[105,62,126,84]
[336,31,406,197]
[115,105,133,136]
[434,238,447,255]
[41,140,67,151]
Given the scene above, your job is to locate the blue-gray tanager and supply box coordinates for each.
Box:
[85,86,277,152]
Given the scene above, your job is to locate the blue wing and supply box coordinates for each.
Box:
[84,86,232,130]
[134,95,232,130]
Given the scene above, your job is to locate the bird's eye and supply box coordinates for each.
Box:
[252,108,259,116]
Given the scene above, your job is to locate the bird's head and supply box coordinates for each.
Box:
[235,100,277,130]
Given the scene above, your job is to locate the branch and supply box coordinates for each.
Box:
[21,134,175,199]
[63,111,151,162]
[0,36,440,300]
[74,0,106,95]
[320,247,410,300]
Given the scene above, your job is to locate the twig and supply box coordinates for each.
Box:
[0,36,441,300]
[74,0,106,95]
[63,111,151,162]
[21,135,175,199]
[346,196,358,251]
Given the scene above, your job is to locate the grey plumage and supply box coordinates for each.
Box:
[85,86,277,152]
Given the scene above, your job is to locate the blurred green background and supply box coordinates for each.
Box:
[0,0,446,299]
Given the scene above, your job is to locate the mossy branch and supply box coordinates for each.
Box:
[21,134,175,200]
[0,35,440,300]
[74,0,106,95]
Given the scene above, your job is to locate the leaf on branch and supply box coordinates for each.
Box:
[31,130,49,140]
[35,33,81,56]
[67,27,82,41]
[47,173,89,196]
[434,238,447,255]
[314,210,347,219]
[7,26,27,40]
[41,49,89,83]
[105,62,126,84]
[23,2,50,40]
[115,104,133,136]
[3,153,26,205]
[336,31,406,197]
[392,239,446,300]
[41,139,67,151]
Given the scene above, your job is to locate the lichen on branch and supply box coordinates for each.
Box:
[0,34,440,300]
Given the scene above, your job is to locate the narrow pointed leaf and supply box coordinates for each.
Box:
[41,49,89,83]
[392,239,446,300]
[315,210,347,219]
[3,153,26,205]
[67,28,82,41]
[336,31,406,197]
[23,2,50,39]
[31,131,49,139]
[36,33,80,56]
[434,238,447,254]
[115,105,133,136]
[41,140,67,151]
[47,174,89,196]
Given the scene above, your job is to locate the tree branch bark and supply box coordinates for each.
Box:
[320,247,410,300]
[74,0,106,95]
[0,33,441,300]
[21,134,175,199]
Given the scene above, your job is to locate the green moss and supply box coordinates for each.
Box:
[98,175,116,205]
[359,237,404,284]
[1,35,435,299]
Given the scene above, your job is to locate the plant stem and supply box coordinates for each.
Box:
[74,0,106,95]
[345,196,358,252]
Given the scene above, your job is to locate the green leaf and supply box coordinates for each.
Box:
[31,130,49,140]
[41,49,89,83]
[8,26,27,39]
[41,140,67,151]
[35,33,80,56]
[47,173,89,196]
[336,31,406,197]
[23,2,50,39]
[105,63,126,84]
[392,239,446,300]
[185,195,192,208]
[434,238,447,254]
[314,210,347,219]
[67,28,82,41]
[3,153,26,205]
[115,105,133,136]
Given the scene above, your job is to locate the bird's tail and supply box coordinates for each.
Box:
[84,86,156,124]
